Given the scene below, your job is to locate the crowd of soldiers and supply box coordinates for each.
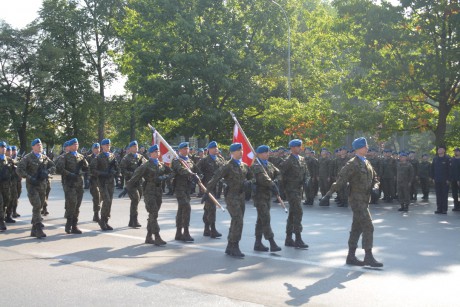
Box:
[1,136,459,267]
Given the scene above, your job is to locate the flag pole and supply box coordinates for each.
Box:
[229,112,288,213]
[148,124,225,212]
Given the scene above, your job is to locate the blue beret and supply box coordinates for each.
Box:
[148,144,159,153]
[207,141,218,149]
[321,147,328,152]
[178,142,189,149]
[422,153,428,157]
[454,148,460,152]
[101,139,111,145]
[68,138,78,146]
[92,143,100,149]
[311,150,316,154]
[6,146,11,150]
[198,148,204,153]
[63,141,69,147]
[399,152,408,157]
[11,145,17,151]
[0,141,7,147]
[352,137,367,150]
[256,145,270,154]
[392,151,398,155]
[128,140,138,148]
[383,149,391,153]
[229,143,242,152]
[288,139,302,148]
[31,138,41,146]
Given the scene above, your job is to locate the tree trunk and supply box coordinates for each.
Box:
[130,93,136,141]
[434,100,451,148]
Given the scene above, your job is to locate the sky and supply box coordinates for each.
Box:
[0,0,42,29]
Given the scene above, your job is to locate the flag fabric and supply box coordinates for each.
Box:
[152,131,172,165]
[232,124,254,166]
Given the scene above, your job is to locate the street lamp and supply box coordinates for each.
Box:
[270,0,291,101]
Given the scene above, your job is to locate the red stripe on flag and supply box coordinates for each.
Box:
[232,124,254,166]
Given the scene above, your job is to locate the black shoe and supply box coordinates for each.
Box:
[65,218,72,234]
[434,210,443,214]
[93,212,100,222]
[12,212,21,218]
[364,249,383,267]
[5,215,16,223]
[452,207,460,212]
[268,238,281,252]
[346,255,365,266]
[285,237,295,247]
[254,240,269,252]
[0,220,6,231]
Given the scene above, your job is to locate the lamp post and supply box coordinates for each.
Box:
[270,0,291,101]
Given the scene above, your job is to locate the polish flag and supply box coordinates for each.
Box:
[233,124,254,166]
[153,131,172,166]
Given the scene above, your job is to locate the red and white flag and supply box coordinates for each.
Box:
[152,131,172,165]
[232,123,254,166]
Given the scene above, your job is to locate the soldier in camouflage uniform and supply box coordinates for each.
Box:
[196,141,225,238]
[16,138,56,238]
[322,137,383,267]
[251,145,282,252]
[171,142,199,242]
[0,141,13,231]
[331,147,349,207]
[86,143,102,221]
[54,141,70,219]
[280,139,309,249]
[207,142,253,258]
[418,154,431,200]
[56,138,89,234]
[90,139,120,231]
[303,148,318,206]
[396,152,414,212]
[408,151,419,201]
[127,144,171,246]
[120,140,147,228]
[367,149,382,204]
[381,149,397,202]
[10,146,22,218]
[3,145,16,224]
[318,148,331,197]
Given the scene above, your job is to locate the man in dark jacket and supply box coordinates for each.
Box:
[431,145,450,214]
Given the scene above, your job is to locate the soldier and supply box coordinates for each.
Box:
[10,146,22,218]
[408,151,419,201]
[450,148,460,211]
[16,138,56,238]
[332,147,349,207]
[251,145,282,252]
[86,143,102,221]
[367,149,382,204]
[55,138,89,234]
[54,141,70,219]
[321,137,383,267]
[171,142,199,242]
[280,139,309,249]
[126,144,171,246]
[207,143,253,258]
[196,141,225,238]
[418,154,431,201]
[303,148,318,206]
[381,149,397,202]
[194,148,205,197]
[0,141,13,231]
[120,140,147,228]
[431,145,450,214]
[90,139,120,230]
[318,148,331,197]
[396,152,414,212]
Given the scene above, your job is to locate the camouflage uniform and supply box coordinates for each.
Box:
[120,152,147,226]
[196,154,226,236]
[332,156,349,206]
[11,155,22,217]
[304,155,318,206]
[418,159,431,200]
[396,161,414,211]
[56,152,89,233]
[280,154,309,247]
[0,155,13,229]
[16,152,56,235]
[318,156,331,197]
[381,156,397,201]
[127,158,171,245]
[90,152,120,230]
[86,153,101,219]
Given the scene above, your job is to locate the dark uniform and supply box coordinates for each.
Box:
[303,153,318,206]
[86,148,102,221]
[396,157,414,212]
[318,155,331,197]
[409,154,419,200]
[381,153,397,202]
[11,148,22,218]
[418,156,431,200]
[431,151,450,214]
[332,153,349,207]
[450,151,460,211]
[0,147,13,230]
[120,151,147,227]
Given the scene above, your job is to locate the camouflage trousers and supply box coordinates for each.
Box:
[202,198,217,225]
[63,182,84,219]
[99,178,115,220]
[381,177,395,199]
[9,180,19,215]
[225,192,246,243]
[254,193,274,239]
[419,177,430,198]
[0,182,10,220]
[285,188,303,234]
[128,184,142,216]
[89,178,101,212]
[42,179,51,211]
[26,181,47,224]
[348,202,374,250]
[175,188,191,228]
[144,186,163,234]
[319,177,330,197]
[397,182,411,205]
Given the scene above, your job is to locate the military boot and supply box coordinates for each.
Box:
[403,204,409,212]
[128,216,133,227]
[225,242,232,255]
[93,211,100,222]
[346,247,364,266]
[131,214,141,228]
[203,223,211,236]
[210,223,222,238]
[71,218,82,234]
[294,232,309,249]
[12,212,20,218]
[175,227,182,240]
[364,249,383,267]
[34,223,47,238]
[254,235,269,252]
[268,237,281,252]
[65,218,72,234]
[5,214,16,223]
[398,204,405,212]
[30,224,37,237]
[230,242,245,258]
[452,203,460,211]
[181,227,194,242]
[154,233,167,246]
[105,218,113,231]
[0,220,7,231]
[145,231,154,244]
[98,218,108,231]
[285,232,295,247]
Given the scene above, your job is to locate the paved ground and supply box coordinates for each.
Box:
[1,179,459,306]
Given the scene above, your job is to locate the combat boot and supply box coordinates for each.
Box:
[71,218,82,234]
[452,203,460,211]
[225,242,232,255]
[268,237,282,252]
[65,218,72,234]
[154,233,167,246]
[346,248,364,266]
[105,218,113,231]
[203,223,211,236]
[5,214,16,223]
[364,249,383,267]
[128,216,133,227]
[403,204,409,212]
[34,223,47,238]
[254,235,269,252]
[181,227,194,242]
[175,227,182,240]
[210,223,222,238]
[131,214,142,228]
[30,224,37,237]
[98,218,108,231]
[294,232,309,249]
[285,232,295,247]
[0,220,7,231]
[230,242,245,258]
[12,211,20,218]
[93,211,100,222]
[145,231,154,244]
[398,204,405,212]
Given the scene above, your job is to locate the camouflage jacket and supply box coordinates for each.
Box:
[381,157,397,178]
[120,152,147,182]
[397,161,414,184]
[127,159,171,192]
[16,152,56,185]
[196,154,226,185]
[171,156,198,191]
[280,154,309,191]
[207,159,253,197]
[89,152,120,182]
[418,161,431,178]
[250,159,279,196]
[318,157,331,178]
[55,152,89,186]
[0,156,14,186]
